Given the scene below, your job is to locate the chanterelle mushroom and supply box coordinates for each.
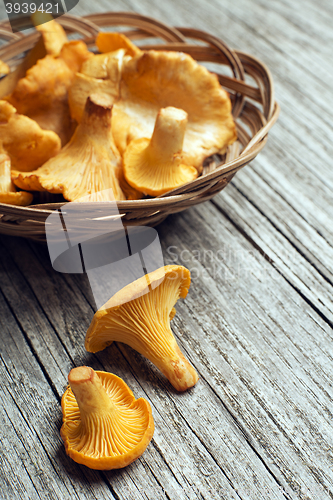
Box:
[0,100,61,171]
[0,151,32,206]
[85,265,199,392]
[96,32,142,57]
[68,49,127,124]
[67,31,139,125]
[124,106,198,196]
[6,39,91,145]
[32,13,68,56]
[61,366,154,470]
[112,50,237,172]
[12,94,125,201]
[0,59,9,76]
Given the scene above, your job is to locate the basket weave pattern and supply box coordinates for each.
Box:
[0,12,279,240]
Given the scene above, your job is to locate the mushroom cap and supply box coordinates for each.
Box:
[0,59,10,76]
[68,49,130,124]
[0,191,33,206]
[0,152,33,206]
[61,366,154,470]
[12,94,125,201]
[68,48,128,125]
[33,15,68,56]
[96,32,142,57]
[0,100,61,171]
[123,106,198,196]
[6,41,91,146]
[85,265,198,392]
[80,49,127,80]
[112,50,237,171]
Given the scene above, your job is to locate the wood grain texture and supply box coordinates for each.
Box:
[0,0,332,499]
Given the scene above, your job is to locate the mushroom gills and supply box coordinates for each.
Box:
[61,366,154,469]
[12,93,126,201]
[123,106,198,196]
[85,265,199,392]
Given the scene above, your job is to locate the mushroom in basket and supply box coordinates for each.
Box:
[0,60,10,77]
[61,366,154,469]
[123,106,198,196]
[0,100,61,171]
[96,31,142,57]
[112,50,237,172]
[32,13,68,56]
[12,94,125,201]
[5,38,92,146]
[68,31,142,123]
[85,265,199,392]
[0,150,32,206]
[68,49,127,124]
[68,46,237,173]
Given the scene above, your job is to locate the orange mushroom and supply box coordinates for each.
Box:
[32,13,68,56]
[96,32,142,57]
[112,50,237,172]
[0,60,10,76]
[0,151,32,206]
[0,100,61,171]
[85,265,199,392]
[6,39,92,146]
[61,366,154,470]
[123,106,198,196]
[12,94,125,201]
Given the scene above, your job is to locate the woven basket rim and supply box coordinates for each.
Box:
[0,11,279,236]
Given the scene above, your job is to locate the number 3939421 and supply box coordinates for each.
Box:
[5,2,60,14]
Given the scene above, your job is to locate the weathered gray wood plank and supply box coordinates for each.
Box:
[0,291,117,500]
[212,182,333,324]
[159,206,333,499]
[0,235,291,499]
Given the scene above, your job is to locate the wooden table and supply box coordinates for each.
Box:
[0,0,332,498]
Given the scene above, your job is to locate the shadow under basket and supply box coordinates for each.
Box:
[0,11,279,241]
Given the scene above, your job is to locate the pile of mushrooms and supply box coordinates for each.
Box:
[0,17,236,204]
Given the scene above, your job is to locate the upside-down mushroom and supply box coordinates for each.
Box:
[61,366,154,470]
[0,151,32,206]
[112,50,237,172]
[85,265,199,392]
[12,94,125,201]
[124,106,198,196]
[0,100,61,171]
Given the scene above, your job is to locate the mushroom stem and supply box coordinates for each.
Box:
[68,366,113,416]
[154,337,199,392]
[0,153,14,193]
[81,93,114,139]
[148,107,188,162]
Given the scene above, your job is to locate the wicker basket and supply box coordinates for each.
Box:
[0,12,279,241]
